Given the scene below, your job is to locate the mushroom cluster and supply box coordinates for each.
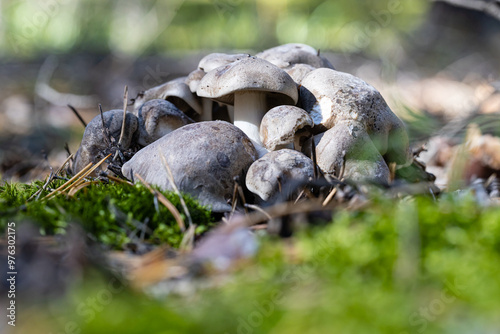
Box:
[72,43,410,211]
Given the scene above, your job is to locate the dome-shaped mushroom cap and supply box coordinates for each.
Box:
[196,56,298,106]
[122,121,258,212]
[256,43,334,70]
[246,149,314,201]
[198,53,251,73]
[133,79,202,116]
[73,109,138,173]
[137,99,194,146]
[300,68,410,165]
[260,105,313,151]
[308,120,390,184]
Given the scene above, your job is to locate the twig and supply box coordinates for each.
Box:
[42,162,93,200]
[54,154,74,177]
[244,203,273,220]
[99,104,112,146]
[117,85,129,149]
[179,224,196,253]
[67,104,87,128]
[134,173,186,232]
[42,153,111,200]
[311,137,319,180]
[159,151,193,227]
[28,170,55,201]
[322,187,337,206]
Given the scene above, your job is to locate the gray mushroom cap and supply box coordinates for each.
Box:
[256,43,334,70]
[306,120,390,184]
[198,53,251,73]
[285,63,317,84]
[122,121,258,212]
[133,79,202,116]
[196,56,298,106]
[299,68,410,165]
[246,149,314,201]
[260,105,313,151]
[186,68,206,93]
[137,99,194,146]
[73,109,138,174]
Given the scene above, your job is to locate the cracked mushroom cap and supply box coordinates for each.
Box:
[299,68,410,165]
[306,120,390,184]
[122,121,258,212]
[137,99,194,146]
[198,53,252,73]
[256,43,334,70]
[260,105,313,151]
[246,149,314,201]
[132,79,202,116]
[73,109,138,174]
[196,56,298,106]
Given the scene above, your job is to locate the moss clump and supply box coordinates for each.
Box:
[0,180,214,248]
[32,194,500,334]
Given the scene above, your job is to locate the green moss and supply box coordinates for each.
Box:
[0,180,214,248]
[34,193,500,334]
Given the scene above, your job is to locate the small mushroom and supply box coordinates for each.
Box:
[136,99,194,146]
[256,43,334,70]
[299,68,410,165]
[73,110,138,174]
[197,56,298,156]
[304,120,390,185]
[122,121,258,212]
[260,105,313,151]
[132,78,202,118]
[246,149,314,202]
[198,53,251,73]
[285,63,317,84]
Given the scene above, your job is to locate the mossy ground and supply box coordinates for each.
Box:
[11,192,500,334]
[0,179,214,248]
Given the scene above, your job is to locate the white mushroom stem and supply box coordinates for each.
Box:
[200,98,213,121]
[234,91,267,144]
[233,91,269,157]
[227,105,234,123]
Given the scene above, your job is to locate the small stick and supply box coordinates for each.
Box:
[28,170,55,201]
[235,178,248,213]
[42,162,93,200]
[134,173,185,232]
[64,143,72,157]
[68,181,98,197]
[244,203,272,220]
[54,154,74,176]
[64,153,112,193]
[322,187,337,206]
[43,153,111,200]
[311,137,319,180]
[159,152,193,227]
[106,174,134,186]
[230,181,239,216]
[179,224,196,253]
[99,104,112,146]
[67,104,87,127]
[294,188,306,204]
[117,85,129,149]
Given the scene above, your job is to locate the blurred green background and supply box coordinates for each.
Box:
[2,0,429,58]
